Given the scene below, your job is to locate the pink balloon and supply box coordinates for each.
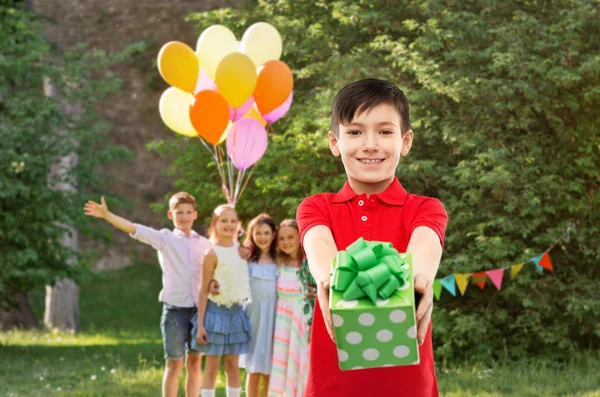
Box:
[193,67,217,94]
[262,92,293,123]
[226,118,268,171]
[229,96,254,122]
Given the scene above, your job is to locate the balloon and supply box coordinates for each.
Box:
[244,106,267,126]
[241,22,282,67]
[159,87,197,137]
[157,42,199,93]
[229,96,254,122]
[215,52,257,108]
[254,60,293,115]
[219,122,232,144]
[196,25,238,80]
[226,118,268,171]
[193,65,217,94]
[262,91,293,123]
[189,90,230,145]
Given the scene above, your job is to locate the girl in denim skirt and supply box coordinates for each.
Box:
[193,204,251,397]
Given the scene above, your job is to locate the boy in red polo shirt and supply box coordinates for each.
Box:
[297,79,448,396]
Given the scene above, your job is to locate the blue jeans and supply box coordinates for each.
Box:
[160,303,200,360]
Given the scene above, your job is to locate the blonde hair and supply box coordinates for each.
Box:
[208,204,238,242]
[276,219,303,265]
[169,192,196,210]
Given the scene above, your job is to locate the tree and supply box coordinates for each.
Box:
[150,0,600,361]
[0,0,135,328]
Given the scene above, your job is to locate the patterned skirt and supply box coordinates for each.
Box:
[268,266,310,397]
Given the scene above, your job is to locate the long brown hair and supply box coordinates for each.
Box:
[276,219,303,265]
[208,204,238,243]
[243,213,277,263]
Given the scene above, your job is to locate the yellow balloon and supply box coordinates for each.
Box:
[241,22,282,67]
[244,106,267,126]
[215,52,257,108]
[157,42,199,93]
[159,87,197,137]
[196,25,238,80]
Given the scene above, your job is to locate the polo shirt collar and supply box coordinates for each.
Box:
[332,177,408,206]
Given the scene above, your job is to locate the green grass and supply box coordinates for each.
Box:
[1,264,599,396]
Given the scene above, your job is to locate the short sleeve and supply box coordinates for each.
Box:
[296,195,332,246]
[409,198,448,249]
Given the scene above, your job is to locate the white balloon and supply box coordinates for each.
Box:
[241,22,282,66]
[159,87,196,137]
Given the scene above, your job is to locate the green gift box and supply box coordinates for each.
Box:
[329,238,419,371]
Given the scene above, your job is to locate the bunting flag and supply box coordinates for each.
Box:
[433,279,442,300]
[454,273,470,296]
[471,272,488,290]
[537,251,554,271]
[532,254,545,272]
[510,263,525,279]
[432,223,572,300]
[486,269,504,291]
[440,274,456,297]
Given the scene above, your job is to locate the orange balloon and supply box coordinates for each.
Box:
[254,60,293,115]
[189,90,230,145]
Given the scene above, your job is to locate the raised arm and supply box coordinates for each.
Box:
[196,249,218,345]
[406,226,443,345]
[303,225,339,341]
[84,197,135,235]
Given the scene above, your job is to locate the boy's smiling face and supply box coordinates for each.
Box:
[168,203,197,234]
[329,102,413,195]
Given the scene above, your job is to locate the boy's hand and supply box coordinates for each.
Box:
[208,279,220,296]
[413,273,433,346]
[196,326,209,345]
[317,278,336,342]
[84,197,109,219]
[238,246,252,260]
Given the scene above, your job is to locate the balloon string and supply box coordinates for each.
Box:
[214,144,230,204]
[199,137,229,203]
[224,144,235,205]
[233,166,245,205]
[236,163,257,204]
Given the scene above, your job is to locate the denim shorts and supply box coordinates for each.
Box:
[160,303,201,360]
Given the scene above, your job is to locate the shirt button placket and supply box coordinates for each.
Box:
[358,197,371,238]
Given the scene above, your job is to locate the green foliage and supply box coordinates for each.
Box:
[148,0,600,361]
[0,2,139,308]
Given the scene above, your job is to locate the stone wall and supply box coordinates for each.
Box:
[33,0,240,269]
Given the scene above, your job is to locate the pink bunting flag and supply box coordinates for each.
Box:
[486,269,504,291]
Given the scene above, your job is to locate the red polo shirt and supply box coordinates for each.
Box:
[297,177,448,397]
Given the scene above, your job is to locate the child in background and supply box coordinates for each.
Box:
[84,192,211,397]
[268,219,311,397]
[193,204,251,397]
[242,213,278,397]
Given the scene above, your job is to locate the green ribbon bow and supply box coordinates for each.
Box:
[331,238,408,305]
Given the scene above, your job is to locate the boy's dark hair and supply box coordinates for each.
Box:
[243,213,278,263]
[331,78,411,136]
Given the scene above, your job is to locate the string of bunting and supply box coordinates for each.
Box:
[433,224,575,300]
